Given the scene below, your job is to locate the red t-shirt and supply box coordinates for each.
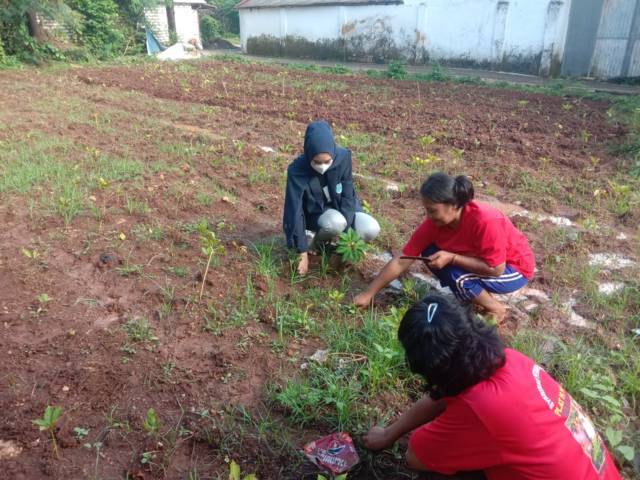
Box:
[402,201,535,279]
[409,349,622,480]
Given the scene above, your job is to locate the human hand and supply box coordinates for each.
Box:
[362,425,395,451]
[426,250,455,270]
[353,291,373,308]
[298,252,309,275]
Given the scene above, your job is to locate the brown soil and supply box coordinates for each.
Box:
[0,60,635,479]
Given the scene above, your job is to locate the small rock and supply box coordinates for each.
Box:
[385,184,400,192]
[616,232,628,241]
[182,163,190,172]
[62,385,70,392]
[598,282,624,295]
[588,253,636,270]
[0,440,22,460]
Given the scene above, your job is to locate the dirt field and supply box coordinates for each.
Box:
[0,58,638,479]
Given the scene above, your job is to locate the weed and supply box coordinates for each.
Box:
[121,317,158,354]
[116,259,144,277]
[73,426,89,441]
[32,405,62,458]
[275,301,314,339]
[252,238,280,278]
[165,265,188,277]
[336,229,368,264]
[323,64,350,75]
[125,195,151,215]
[418,135,436,148]
[229,459,258,480]
[143,408,161,436]
[385,61,407,80]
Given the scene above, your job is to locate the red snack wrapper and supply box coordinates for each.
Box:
[303,432,360,475]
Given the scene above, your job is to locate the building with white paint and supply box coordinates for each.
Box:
[237,0,640,79]
[146,0,209,47]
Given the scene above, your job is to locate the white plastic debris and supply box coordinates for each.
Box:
[520,287,550,302]
[410,272,452,295]
[309,349,329,364]
[616,232,628,241]
[157,43,200,61]
[598,282,625,295]
[259,146,276,153]
[386,183,400,192]
[370,251,393,264]
[588,253,637,270]
[562,298,594,329]
[512,210,574,227]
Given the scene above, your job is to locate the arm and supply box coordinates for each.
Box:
[427,251,505,277]
[354,256,414,307]
[363,395,446,451]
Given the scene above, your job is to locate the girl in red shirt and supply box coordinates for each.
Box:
[363,295,621,480]
[354,172,535,323]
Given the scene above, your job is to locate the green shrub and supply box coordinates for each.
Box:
[386,60,407,79]
[67,0,126,59]
[200,14,222,47]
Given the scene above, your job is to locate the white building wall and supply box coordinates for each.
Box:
[147,6,171,44]
[175,5,202,45]
[239,0,572,75]
[146,3,203,47]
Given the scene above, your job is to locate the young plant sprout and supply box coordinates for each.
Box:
[32,405,62,459]
[336,228,368,264]
[198,223,225,300]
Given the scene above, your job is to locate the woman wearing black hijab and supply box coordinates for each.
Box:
[283,120,380,275]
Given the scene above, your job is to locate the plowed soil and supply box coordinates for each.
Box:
[0,59,636,479]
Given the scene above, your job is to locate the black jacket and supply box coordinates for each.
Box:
[283,121,361,252]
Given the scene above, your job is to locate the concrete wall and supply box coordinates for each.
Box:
[147,4,202,46]
[239,0,571,75]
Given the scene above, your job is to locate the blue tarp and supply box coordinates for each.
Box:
[145,27,166,55]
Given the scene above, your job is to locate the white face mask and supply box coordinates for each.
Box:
[311,159,333,175]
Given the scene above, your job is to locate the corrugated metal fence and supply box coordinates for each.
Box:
[562,0,640,78]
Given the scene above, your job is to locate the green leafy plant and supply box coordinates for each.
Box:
[142,408,160,436]
[386,60,407,79]
[229,459,257,480]
[32,405,62,458]
[336,228,368,264]
[198,223,226,299]
[605,427,635,462]
[73,426,89,440]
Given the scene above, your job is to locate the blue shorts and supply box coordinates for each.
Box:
[422,245,529,301]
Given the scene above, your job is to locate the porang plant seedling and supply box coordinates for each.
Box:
[336,228,367,264]
[198,222,225,300]
[33,405,62,458]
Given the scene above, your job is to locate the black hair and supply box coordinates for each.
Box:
[419,172,474,208]
[398,294,505,400]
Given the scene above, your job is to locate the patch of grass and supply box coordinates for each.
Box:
[252,238,281,278]
[121,317,158,355]
[273,305,416,432]
[511,330,639,466]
